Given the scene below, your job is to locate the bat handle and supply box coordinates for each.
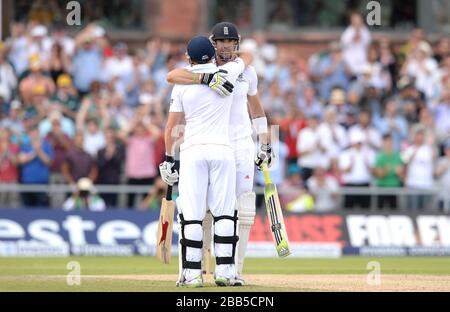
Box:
[263,163,272,184]
[166,185,173,201]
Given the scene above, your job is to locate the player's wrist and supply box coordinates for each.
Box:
[165,154,175,162]
[252,117,268,135]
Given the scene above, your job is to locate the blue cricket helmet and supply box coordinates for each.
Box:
[186,36,215,64]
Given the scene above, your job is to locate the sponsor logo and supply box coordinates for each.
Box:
[250,214,344,245]
[346,215,450,247]
[0,211,179,256]
[2,211,450,257]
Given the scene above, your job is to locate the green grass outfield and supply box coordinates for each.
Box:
[0,256,449,292]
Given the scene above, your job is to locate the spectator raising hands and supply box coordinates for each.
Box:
[119,103,162,208]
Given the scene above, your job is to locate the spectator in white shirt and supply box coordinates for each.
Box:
[435,140,450,212]
[339,130,376,209]
[83,118,106,157]
[5,21,29,76]
[341,12,372,76]
[402,127,436,211]
[360,45,389,91]
[0,43,18,102]
[402,41,439,100]
[307,163,340,212]
[103,42,133,83]
[297,113,325,182]
[27,25,52,71]
[349,110,382,152]
[317,106,349,160]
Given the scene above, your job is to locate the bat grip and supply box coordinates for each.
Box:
[263,163,272,184]
[166,185,173,201]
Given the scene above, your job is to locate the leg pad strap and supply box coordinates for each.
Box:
[179,213,203,271]
[213,211,239,265]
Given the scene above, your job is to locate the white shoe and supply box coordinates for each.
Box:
[215,275,244,287]
[231,276,245,286]
[176,275,203,288]
[214,276,232,287]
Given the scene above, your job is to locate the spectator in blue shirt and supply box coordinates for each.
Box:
[38,108,76,139]
[297,84,323,118]
[374,99,408,152]
[72,34,104,96]
[18,126,54,207]
[317,41,351,101]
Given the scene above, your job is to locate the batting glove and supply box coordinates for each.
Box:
[159,155,179,186]
[255,143,273,170]
[200,69,234,97]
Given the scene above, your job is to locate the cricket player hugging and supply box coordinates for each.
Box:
[166,22,272,286]
[159,35,254,287]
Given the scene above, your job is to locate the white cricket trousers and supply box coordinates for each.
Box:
[231,136,256,196]
[176,144,237,280]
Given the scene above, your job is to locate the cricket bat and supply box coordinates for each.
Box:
[202,212,214,274]
[156,185,175,264]
[262,163,291,258]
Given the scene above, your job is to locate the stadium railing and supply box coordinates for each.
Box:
[0,183,449,212]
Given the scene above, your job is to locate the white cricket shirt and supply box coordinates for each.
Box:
[223,64,258,141]
[169,59,244,151]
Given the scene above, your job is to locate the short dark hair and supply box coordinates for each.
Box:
[382,134,392,140]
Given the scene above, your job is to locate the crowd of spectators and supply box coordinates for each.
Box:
[252,13,450,212]
[0,21,169,209]
[0,13,450,211]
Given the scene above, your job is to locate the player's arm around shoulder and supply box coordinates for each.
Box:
[167,67,234,97]
[166,68,199,85]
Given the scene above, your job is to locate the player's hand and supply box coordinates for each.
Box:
[200,69,234,97]
[159,155,179,186]
[255,143,273,170]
